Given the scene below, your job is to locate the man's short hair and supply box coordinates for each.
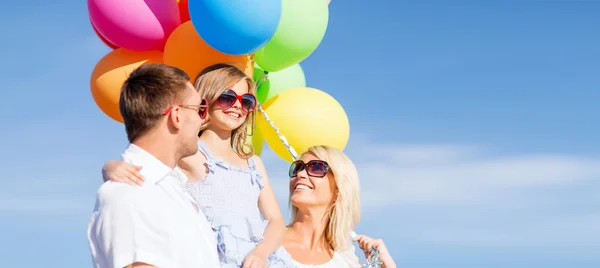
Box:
[119,63,190,143]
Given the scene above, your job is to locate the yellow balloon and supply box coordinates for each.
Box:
[257,87,350,162]
[245,124,265,156]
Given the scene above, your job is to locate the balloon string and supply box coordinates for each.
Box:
[255,71,299,161]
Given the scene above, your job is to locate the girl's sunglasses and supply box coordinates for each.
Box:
[289,160,330,178]
[216,89,257,113]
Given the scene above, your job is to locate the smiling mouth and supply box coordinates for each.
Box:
[225,112,241,118]
[294,184,313,191]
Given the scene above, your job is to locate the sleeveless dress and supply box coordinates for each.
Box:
[183,140,295,268]
[291,245,361,268]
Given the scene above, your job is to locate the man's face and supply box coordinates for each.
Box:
[177,82,205,158]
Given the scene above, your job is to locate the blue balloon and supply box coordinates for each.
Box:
[189,0,282,55]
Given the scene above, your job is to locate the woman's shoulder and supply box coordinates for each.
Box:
[333,245,361,268]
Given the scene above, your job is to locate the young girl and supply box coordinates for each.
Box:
[102,64,294,268]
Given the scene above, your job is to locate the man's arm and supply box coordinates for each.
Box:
[91,185,171,268]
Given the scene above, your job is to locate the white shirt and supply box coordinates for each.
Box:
[87,144,220,268]
[292,245,361,268]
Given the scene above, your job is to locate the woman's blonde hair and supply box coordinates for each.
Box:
[193,63,256,159]
[289,145,361,252]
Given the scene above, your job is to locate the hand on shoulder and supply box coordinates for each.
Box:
[102,160,144,186]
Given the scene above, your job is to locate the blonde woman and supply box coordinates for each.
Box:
[283,146,396,268]
[102,64,293,268]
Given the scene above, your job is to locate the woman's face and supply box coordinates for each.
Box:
[207,79,252,131]
[289,154,337,209]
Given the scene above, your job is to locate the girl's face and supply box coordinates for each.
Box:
[208,79,256,131]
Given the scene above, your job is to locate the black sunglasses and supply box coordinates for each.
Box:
[289,160,330,178]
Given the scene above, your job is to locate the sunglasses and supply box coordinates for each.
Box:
[216,89,257,113]
[289,160,330,178]
[163,99,209,119]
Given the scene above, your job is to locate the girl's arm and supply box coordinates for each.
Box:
[251,156,286,257]
[102,150,205,185]
[102,160,144,185]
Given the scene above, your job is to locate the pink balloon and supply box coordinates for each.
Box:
[88,0,181,51]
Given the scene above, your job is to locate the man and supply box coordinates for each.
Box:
[87,64,220,268]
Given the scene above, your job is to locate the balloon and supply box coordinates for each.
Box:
[164,22,252,80]
[178,0,190,23]
[252,127,265,156]
[189,0,281,55]
[257,88,349,162]
[254,64,306,104]
[91,49,163,123]
[88,0,181,51]
[254,0,329,72]
[91,20,118,50]
[245,124,265,156]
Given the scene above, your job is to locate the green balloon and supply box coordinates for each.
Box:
[254,64,306,104]
[254,0,329,72]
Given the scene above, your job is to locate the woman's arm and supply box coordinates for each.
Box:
[251,156,286,257]
[354,235,396,268]
[102,160,144,185]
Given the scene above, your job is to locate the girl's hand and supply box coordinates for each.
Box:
[102,160,144,186]
[354,234,396,268]
[241,249,268,268]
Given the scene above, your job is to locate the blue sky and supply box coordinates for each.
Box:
[1,0,599,267]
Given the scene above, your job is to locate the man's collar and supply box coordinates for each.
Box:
[121,144,186,185]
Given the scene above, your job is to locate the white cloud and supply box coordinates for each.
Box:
[260,138,600,250]
[418,213,600,248]
[367,143,483,166]
[351,146,600,207]
[264,140,600,207]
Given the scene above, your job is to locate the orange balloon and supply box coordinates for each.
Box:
[91,49,164,123]
[178,0,190,23]
[164,21,252,81]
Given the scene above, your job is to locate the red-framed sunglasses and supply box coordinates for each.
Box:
[289,160,330,178]
[216,89,257,113]
[163,98,209,119]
